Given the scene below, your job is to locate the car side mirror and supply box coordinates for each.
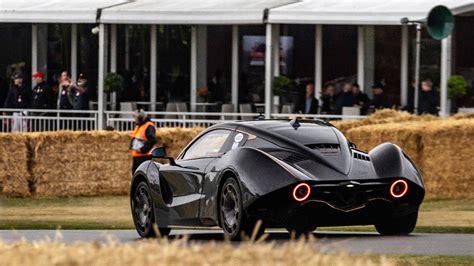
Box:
[151,147,177,166]
[349,142,357,149]
[151,147,167,158]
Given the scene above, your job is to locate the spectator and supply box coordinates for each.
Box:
[296,83,319,114]
[31,71,54,110]
[352,83,370,115]
[320,84,338,114]
[418,79,439,115]
[3,73,30,131]
[370,83,391,109]
[4,72,30,109]
[72,73,89,110]
[336,82,355,113]
[58,71,74,110]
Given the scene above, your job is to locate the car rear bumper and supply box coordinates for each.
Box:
[247,179,424,228]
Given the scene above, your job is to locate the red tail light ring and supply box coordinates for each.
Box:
[390,180,408,198]
[292,183,311,202]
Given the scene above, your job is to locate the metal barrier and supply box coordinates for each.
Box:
[105,111,258,130]
[0,109,98,132]
[0,108,366,132]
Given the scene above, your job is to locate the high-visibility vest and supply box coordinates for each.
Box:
[130,121,156,157]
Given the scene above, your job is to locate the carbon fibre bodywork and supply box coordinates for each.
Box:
[131,119,425,230]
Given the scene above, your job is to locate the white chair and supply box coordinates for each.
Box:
[221,104,237,120]
[120,102,137,118]
[239,103,253,120]
[165,103,178,119]
[281,104,294,114]
[342,106,361,120]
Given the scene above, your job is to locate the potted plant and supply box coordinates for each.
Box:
[447,75,468,113]
[104,72,124,111]
[273,76,292,106]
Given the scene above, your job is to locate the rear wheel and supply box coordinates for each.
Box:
[219,177,265,241]
[131,181,171,238]
[375,212,418,236]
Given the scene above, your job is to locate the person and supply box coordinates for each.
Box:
[296,83,319,114]
[320,84,338,114]
[352,83,370,115]
[72,73,89,110]
[31,71,54,110]
[57,71,74,110]
[4,72,30,109]
[3,73,30,131]
[370,83,391,110]
[130,109,157,174]
[336,82,355,114]
[418,79,439,115]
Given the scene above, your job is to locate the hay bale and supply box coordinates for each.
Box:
[29,128,203,197]
[30,131,132,197]
[0,133,30,196]
[419,118,474,199]
[332,109,438,135]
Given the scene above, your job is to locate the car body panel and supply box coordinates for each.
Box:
[131,119,425,229]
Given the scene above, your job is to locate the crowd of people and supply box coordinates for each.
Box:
[296,78,439,116]
[2,70,90,112]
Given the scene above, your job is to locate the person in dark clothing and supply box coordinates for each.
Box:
[58,71,74,110]
[72,73,89,110]
[418,79,439,115]
[370,83,391,110]
[336,82,355,114]
[352,83,370,114]
[31,72,54,110]
[296,83,319,114]
[3,73,31,109]
[320,84,338,114]
[130,109,157,174]
[3,73,31,131]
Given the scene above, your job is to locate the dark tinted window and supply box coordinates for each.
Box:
[182,130,231,160]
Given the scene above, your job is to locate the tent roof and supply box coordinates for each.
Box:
[100,0,297,24]
[268,0,474,25]
[0,0,127,23]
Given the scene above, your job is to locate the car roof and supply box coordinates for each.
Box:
[216,119,332,131]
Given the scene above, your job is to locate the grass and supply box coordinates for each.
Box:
[0,196,473,233]
[0,238,472,266]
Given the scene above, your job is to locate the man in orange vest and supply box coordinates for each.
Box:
[130,109,157,174]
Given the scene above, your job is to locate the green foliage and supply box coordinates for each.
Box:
[447,75,468,100]
[273,76,293,97]
[104,72,124,93]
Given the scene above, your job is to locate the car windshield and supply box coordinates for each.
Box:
[182,130,231,160]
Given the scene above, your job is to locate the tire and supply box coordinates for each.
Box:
[375,212,418,236]
[219,177,265,241]
[131,181,171,238]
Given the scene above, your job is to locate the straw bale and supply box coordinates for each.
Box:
[332,109,438,135]
[419,119,474,199]
[29,128,203,197]
[0,133,30,196]
[29,131,132,197]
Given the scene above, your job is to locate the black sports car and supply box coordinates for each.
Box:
[130,119,425,240]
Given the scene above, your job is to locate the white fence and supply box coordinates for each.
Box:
[0,108,366,132]
[0,109,98,132]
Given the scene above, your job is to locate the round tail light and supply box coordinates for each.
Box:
[292,183,311,202]
[390,179,408,198]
